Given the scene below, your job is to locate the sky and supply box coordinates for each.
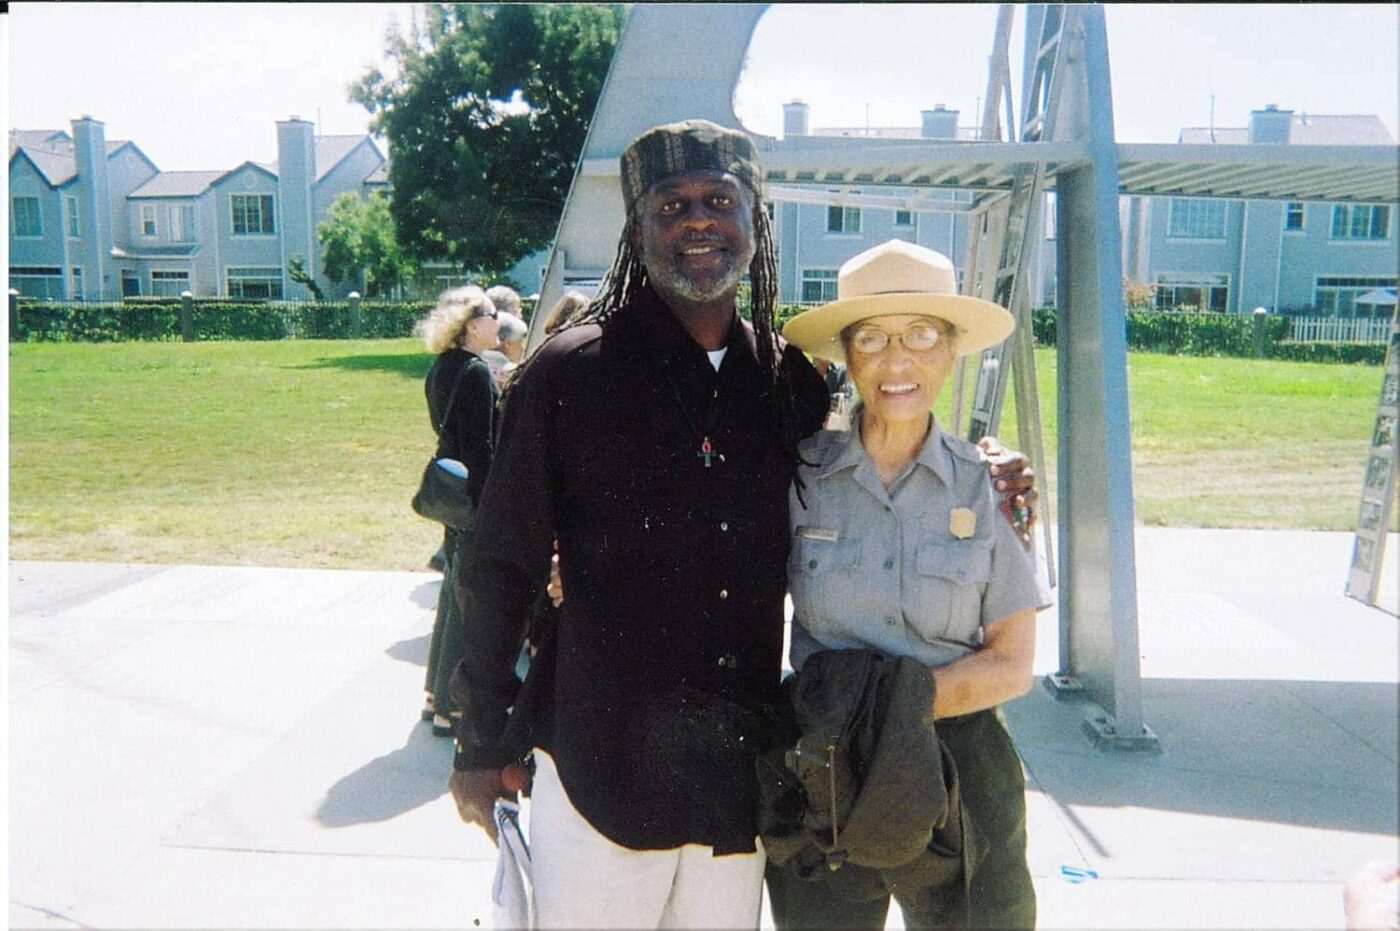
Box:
[7,3,1399,173]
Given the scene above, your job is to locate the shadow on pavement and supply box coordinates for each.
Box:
[1007,677,1399,840]
[410,578,441,611]
[316,723,452,827]
[387,633,430,667]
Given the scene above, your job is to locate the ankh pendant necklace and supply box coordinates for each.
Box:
[662,363,731,469]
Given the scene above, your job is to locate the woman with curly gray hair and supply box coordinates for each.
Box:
[416,286,500,735]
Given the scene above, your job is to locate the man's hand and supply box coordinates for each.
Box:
[448,767,518,845]
[978,436,1038,546]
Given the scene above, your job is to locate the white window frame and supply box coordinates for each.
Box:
[826,191,862,235]
[151,269,193,298]
[1153,271,1231,313]
[12,196,43,238]
[1329,204,1391,243]
[121,269,142,297]
[894,209,915,227]
[1313,275,1397,316]
[1284,202,1305,233]
[66,195,80,238]
[225,266,284,299]
[1167,198,1228,241]
[230,194,276,236]
[69,266,84,301]
[10,265,64,298]
[800,268,839,305]
[140,204,158,238]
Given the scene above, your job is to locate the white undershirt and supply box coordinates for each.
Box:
[706,347,728,371]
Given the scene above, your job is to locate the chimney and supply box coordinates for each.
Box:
[71,115,114,298]
[1249,104,1293,144]
[783,100,810,138]
[921,104,959,140]
[276,116,317,297]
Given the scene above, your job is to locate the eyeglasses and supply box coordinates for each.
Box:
[847,321,948,355]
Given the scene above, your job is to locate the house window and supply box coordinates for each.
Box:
[1167,198,1228,239]
[69,267,84,301]
[1330,204,1390,241]
[12,197,43,237]
[9,266,63,299]
[231,194,276,235]
[121,270,142,297]
[66,196,80,238]
[801,269,839,304]
[894,210,914,227]
[226,266,283,299]
[1314,276,1398,316]
[1284,202,1305,232]
[141,204,158,237]
[168,205,196,243]
[827,203,862,234]
[151,269,192,297]
[1154,272,1230,312]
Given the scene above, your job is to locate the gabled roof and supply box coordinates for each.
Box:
[12,145,79,187]
[10,130,158,188]
[128,170,226,199]
[1178,114,1394,146]
[209,160,280,188]
[364,160,390,185]
[259,135,384,183]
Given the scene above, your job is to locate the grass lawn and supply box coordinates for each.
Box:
[9,340,1395,570]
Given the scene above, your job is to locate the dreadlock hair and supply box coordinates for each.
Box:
[504,197,814,492]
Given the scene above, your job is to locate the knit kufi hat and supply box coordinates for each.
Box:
[620,119,762,217]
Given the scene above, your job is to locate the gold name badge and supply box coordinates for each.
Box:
[949,508,977,539]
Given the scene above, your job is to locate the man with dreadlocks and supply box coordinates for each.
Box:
[446,120,1032,928]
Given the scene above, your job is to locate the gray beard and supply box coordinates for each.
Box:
[654,260,746,304]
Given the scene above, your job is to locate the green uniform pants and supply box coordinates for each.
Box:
[766,706,1035,930]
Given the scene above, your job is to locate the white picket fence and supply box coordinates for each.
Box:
[1286,316,1393,344]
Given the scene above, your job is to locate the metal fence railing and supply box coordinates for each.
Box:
[1286,316,1393,345]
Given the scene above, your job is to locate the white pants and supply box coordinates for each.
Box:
[528,749,766,930]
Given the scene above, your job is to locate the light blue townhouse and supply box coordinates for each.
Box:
[1121,106,1396,315]
[9,115,387,301]
[772,102,1396,316]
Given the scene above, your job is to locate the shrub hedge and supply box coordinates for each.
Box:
[10,298,1387,365]
[1028,306,1385,365]
[10,299,433,343]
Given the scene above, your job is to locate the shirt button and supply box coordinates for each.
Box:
[883,558,894,570]
[718,654,737,669]
[808,559,818,570]
[719,588,729,600]
[720,521,729,531]
[885,616,897,626]
[957,569,967,580]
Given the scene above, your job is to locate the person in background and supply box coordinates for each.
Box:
[486,284,523,322]
[415,286,500,735]
[543,290,590,337]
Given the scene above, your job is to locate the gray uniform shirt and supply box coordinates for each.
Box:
[788,416,1048,671]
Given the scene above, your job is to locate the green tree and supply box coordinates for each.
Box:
[318,192,417,298]
[350,4,625,278]
[286,255,325,301]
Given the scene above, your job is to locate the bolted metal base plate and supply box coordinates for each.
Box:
[1042,672,1087,700]
[1082,711,1162,753]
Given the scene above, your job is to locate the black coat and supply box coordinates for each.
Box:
[424,348,497,507]
[757,649,982,927]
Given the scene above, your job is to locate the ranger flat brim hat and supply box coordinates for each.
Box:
[782,239,1014,363]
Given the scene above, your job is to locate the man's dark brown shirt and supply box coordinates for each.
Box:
[453,286,828,854]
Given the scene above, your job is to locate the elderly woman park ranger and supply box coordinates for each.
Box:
[770,239,1049,930]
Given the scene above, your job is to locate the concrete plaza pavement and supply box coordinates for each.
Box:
[8,527,1399,929]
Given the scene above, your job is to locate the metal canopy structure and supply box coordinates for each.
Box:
[532,3,1400,750]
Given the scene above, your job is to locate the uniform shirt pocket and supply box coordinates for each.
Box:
[911,539,993,644]
[790,536,863,629]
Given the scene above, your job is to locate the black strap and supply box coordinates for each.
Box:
[436,355,477,436]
